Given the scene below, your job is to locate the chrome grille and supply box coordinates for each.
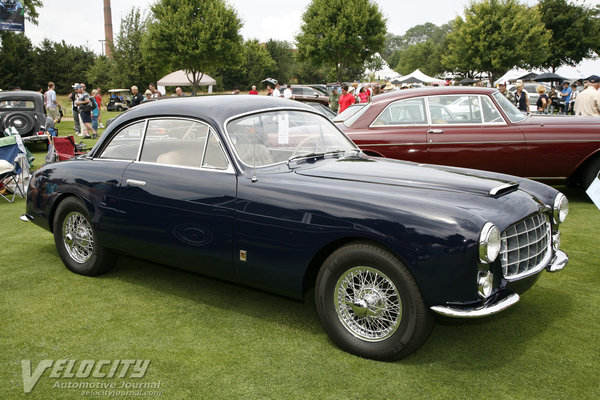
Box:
[500,214,551,280]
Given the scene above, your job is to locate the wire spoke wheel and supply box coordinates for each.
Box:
[335,266,401,342]
[62,211,94,264]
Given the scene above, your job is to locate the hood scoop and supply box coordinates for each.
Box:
[489,183,519,197]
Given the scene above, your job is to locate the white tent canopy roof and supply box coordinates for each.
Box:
[157,70,217,94]
[494,57,600,85]
[397,69,443,84]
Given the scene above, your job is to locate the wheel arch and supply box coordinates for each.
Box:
[48,192,91,233]
[302,236,412,296]
[570,150,600,186]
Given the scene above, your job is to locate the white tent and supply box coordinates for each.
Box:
[494,57,600,85]
[365,54,402,81]
[397,69,444,84]
[157,70,217,94]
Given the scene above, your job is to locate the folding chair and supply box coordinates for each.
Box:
[0,136,27,202]
[48,135,87,162]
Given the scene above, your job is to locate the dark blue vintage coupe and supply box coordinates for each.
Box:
[23,96,569,361]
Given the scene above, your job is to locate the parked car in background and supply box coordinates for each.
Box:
[106,89,131,111]
[23,96,569,361]
[299,101,336,119]
[339,86,600,187]
[0,90,49,142]
[288,85,329,106]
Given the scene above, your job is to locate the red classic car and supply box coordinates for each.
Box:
[338,86,600,187]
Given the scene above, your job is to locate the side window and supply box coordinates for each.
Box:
[98,121,145,160]
[141,119,209,168]
[202,132,229,169]
[481,96,503,123]
[372,98,426,125]
[437,95,481,123]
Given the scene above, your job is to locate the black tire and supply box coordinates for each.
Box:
[582,158,600,188]
[53,197,116,276]
[315,241,434,361]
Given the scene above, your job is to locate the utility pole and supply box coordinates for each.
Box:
[103,0,114,57]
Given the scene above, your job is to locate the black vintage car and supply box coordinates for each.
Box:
[22,96,569,361]
[0,90,49,142]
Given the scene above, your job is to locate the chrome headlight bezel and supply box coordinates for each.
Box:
[553,193,569,224]
[479,222,501,264]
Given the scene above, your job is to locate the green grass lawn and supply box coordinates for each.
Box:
[1,132,599,399]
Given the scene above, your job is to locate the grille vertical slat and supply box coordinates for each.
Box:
[500,214,551,280]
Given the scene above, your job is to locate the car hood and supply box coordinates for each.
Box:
[294,156,518,198]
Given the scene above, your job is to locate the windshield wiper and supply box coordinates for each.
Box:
[287,149,350,165]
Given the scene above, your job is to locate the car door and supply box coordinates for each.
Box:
[117,118,237,279]
[426,94,526,176]
[347,97,429,162]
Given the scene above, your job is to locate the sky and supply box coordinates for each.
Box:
[22,0,599,54]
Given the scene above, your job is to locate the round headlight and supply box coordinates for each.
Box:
[553,193,569,224]
[479,222,501,264]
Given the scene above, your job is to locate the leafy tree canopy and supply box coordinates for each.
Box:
[143,0,243,93]
[296,0,386,82]
[538,0,600,71]
[443,0,551,84]
[265,40,295,84]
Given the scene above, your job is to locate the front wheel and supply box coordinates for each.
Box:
[315,241,434,361]
[53,197,116,276]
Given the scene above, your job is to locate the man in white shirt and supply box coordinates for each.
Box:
[574,75,600,117]
[283,85,292,99]
[272,84,281,98]
[44,82,60,124]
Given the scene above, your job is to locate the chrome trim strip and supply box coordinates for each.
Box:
[546,250,568,272]
[430,293,520,318]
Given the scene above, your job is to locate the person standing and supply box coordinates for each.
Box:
[68,83,82,136]
[149,83,162,98]
[338,84,355,114]
[559,81,572,114]
[536,85,549,114]
[514,80,529,113]
[44,82,61,124]
[568,83,578,114]
[283,85,292,99]
[94,87,104,128]
[574,76,600,116]
[358,86,369,103]
[130,85,144,107]
[175,87,186,97]
[249,85,258,95]
[498,82,514,103]
[90,89,101,135]
[272,84,281,98]
[329,87,340,113]
[74,84,96,139]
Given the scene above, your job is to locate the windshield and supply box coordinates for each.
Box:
[226,110,356,167]
[493,91,526,123]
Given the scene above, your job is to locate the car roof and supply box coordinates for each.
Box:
[370,86,498,104]
[111,95,315,129]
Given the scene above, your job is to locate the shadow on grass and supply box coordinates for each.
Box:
[102,255,323,335]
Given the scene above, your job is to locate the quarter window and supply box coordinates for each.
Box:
[372,98,426,125]
[98,121,145,160]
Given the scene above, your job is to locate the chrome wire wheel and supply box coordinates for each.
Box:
[62,211,94,264]
[334,266,402,342]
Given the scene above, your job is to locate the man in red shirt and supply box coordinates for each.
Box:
[338,84,355,114]
[249,85,258,95]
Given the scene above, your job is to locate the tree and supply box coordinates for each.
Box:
[296,0,386,83]
[20,0,43,23]
[86,56,115,91]
[110,7,159,89]
[33,39,95,94]
[143,0,243,94]
[265,40,295,83]
[0,32,35,89]
[217,39,277,90]
[443,0,551,84]
[538,0,600,72]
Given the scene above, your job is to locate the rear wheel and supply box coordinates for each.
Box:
[53,197,116,276]
[315,241,434,361]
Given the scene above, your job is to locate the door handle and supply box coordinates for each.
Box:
[427,129,444,134]
[126,179,146,187]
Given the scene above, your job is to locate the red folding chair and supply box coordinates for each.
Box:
[50,135,87,162]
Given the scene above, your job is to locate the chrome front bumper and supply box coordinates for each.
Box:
[431,250,568,318]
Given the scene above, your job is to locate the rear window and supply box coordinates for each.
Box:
[0,100,36,110]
